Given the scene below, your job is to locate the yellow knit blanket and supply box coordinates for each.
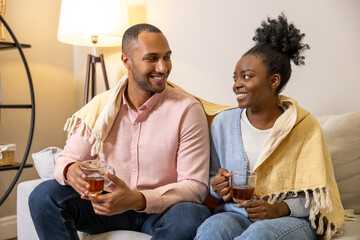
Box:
[64,74,344,239]
[252,96,344,239]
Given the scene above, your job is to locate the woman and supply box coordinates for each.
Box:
[195,14,343,240]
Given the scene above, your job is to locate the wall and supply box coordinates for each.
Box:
[0,0,75,238]
[143,0,360,116]
[75,0,360,115]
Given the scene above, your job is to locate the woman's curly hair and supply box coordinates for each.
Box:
[244,13,310,94]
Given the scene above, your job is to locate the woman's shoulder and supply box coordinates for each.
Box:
[213,108,241,121]
[211,108,242,130]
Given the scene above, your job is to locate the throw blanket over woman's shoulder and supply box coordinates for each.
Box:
[254,96,344,239]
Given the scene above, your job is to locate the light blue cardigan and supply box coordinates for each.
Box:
[209,107,310,217]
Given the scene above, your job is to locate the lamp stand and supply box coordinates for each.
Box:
[84,53,109,105]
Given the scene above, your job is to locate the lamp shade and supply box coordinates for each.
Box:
[57,0,129,47]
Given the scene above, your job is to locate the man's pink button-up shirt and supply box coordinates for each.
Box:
[54,85,210,214]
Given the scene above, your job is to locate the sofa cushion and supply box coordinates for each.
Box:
[32,146,62,180]
[316,111,360,213]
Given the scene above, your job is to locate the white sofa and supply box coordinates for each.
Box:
[17,112,360,240]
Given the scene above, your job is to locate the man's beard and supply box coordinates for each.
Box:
[131,67,166,94]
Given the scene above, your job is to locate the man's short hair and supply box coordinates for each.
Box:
[122,23,162,56]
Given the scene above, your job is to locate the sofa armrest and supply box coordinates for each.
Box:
[17,179,43,240]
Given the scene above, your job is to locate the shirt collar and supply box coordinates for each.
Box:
[122,83,166,112]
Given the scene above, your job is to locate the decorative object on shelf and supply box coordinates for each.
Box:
[0,0,5,41]
[0,143,15,166]
[57,0,129,105]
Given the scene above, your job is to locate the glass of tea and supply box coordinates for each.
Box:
[79,160,115,196]
[231,170,257,203]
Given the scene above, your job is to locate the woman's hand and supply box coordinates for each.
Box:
[211,168,232,201]
[238,199,290,222]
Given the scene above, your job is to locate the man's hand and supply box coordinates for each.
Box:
[237,199,290,222]
[85,172,146,216]
[211,168,232,202]
[66,162,90,197]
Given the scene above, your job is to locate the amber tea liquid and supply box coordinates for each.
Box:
[232,186,254,203]
[85,177,105,196]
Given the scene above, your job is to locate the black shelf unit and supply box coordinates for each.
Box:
[0,104,32,108]
[0,162,33,172]
[0,41,31,50]
[0,15,35,206]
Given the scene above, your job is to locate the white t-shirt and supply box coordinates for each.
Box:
[240,109,271,171]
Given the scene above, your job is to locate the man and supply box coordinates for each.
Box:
[29,24,211,240]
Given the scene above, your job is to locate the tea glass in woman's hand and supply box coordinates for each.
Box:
[231,170,257,203]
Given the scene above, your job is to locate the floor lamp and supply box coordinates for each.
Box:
[84,36,110,105]
[57,0,129,105]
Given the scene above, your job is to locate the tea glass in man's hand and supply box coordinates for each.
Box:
[231,170,257,203]
[79,160,115,196]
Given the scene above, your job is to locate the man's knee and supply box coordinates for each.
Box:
[29,180,77,213]
[29,180,55,208]
[29,180,58,222]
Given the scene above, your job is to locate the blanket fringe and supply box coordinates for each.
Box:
[69,118,78,134]
[64,117,72,132]
[79,122,86,136]
[89,133,96,144]
[320,187,326,209]
[330,224,338,239]
[64,115,101,157]
[316,209,354,239]
[344,209,356,221]
[277,191,288,203]
[313,188,321,215]
[265,187,339,240]
[269,193,280,204]
[64,116,80,137]
[309,203,317,229]
[325,188,332,212]
[325,222,332,240]
[304,189,310,208]
[91,139,103,156]
[84,125,89,139]
[316,214,325,235]
[310,187,339,240]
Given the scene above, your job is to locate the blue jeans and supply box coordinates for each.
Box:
[29,180,211,240]
[195,211,316,240]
